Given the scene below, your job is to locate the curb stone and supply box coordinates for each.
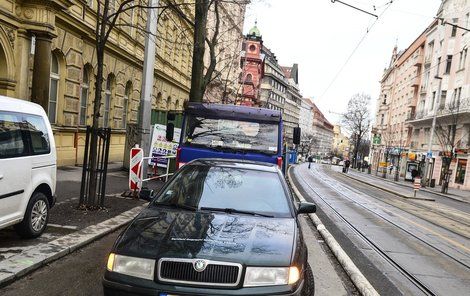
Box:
[0,204,147,288]
[342,172,435,201]
[287,166,380,296]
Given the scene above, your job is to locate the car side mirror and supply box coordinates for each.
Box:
[166,122,174,142]
[139,187,154,201]
[297,202,316,215]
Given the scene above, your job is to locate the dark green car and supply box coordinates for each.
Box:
[103,159,316,295]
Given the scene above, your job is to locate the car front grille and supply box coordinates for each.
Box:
[157,258,242,287]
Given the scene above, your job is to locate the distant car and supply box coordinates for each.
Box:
[338,161,344,166]
[320,159,330,164]
[103,159,316,295]
[0,96,56,238]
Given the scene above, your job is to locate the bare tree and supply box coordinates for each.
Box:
[84,0,162,209]
[81,0,247,208]
[342,93,372,168]
[169,0,248,103]
[434,97,470,193]
[298,132,318,158]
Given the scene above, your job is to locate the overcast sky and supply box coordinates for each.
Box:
[243,0,442,125]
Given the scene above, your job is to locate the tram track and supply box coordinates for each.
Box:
[330,170,470,239]
[294,165,470,296]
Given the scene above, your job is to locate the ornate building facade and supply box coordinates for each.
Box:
[0,0,193,165]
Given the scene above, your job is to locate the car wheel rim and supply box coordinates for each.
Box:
[31,200,47,232]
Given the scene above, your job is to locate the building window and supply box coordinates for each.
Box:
[451,19,458,37]
[444,55,452,74]
[48,54,59,123]
[439,90,447,109]
[459,48,467,70]
[79,68,89,126]
[455,159,467,184]
[122,82,131,129]
[103,75,113,127]
[436,57,441,76]
[87,0,93,8]
[431,91,436,110]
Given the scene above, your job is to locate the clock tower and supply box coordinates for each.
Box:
[238,22,264,106]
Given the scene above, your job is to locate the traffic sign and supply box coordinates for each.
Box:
[129,146,144,191]
[426,152,432,158]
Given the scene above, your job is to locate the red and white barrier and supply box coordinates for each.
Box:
[129,145,176,194]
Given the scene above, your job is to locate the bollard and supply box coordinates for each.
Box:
[413,178,421,197]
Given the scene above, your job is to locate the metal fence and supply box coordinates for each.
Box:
[79,126,112,207]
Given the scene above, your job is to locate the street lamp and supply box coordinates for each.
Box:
[423,75,442,187]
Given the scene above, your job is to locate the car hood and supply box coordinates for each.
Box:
[113,207,295,266]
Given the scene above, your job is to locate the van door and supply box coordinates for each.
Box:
[0,111,31,227]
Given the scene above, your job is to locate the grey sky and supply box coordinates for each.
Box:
[243,0,442,124]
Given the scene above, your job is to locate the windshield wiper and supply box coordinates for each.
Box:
[200,207,273,218]
[155,202,197,211]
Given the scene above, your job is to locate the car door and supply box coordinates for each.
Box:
[0,111,31,228]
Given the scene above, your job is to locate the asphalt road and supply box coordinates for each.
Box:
[0,230,119,296]
[293,163,470,296]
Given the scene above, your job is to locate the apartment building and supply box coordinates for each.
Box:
[372,0,470,190]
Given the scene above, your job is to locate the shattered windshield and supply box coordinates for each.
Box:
[183,116,279,154]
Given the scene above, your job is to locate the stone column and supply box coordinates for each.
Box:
[31,32,53,112]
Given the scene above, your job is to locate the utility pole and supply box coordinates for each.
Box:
[423,76,442,187]
[138,0,159,178]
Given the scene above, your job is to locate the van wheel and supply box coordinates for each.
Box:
[301,263,315,296]
[14,192,49,238]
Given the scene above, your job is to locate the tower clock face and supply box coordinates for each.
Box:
[249,44,257,52]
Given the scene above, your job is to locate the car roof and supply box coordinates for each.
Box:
[187,158,280,173]
[0,96,47,117]
[185,102,282,123]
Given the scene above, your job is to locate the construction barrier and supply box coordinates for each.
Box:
[127,144,176,197]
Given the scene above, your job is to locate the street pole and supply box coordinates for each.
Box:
[423,76,442,187]
[138,0,159,179]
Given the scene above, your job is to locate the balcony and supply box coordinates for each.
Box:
[424,55,432,65]
[411,76,420,87]
[414,53,424,66]
[420,85,427,94]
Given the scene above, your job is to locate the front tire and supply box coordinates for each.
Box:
[301,263,315,296]
[14,191,49,238]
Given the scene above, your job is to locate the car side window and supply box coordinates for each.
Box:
[22,114,50,155]
[0,111,27,159]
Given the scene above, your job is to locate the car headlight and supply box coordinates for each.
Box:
[107,253,155,280]
[243,266,300,287]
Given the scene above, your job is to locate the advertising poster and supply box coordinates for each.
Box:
[148,124,181,167]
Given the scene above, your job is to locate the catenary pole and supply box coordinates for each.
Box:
[138,0,159,179]
[423,76,442,187]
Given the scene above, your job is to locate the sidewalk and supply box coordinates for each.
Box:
[345,167,470,204]
[0,162,164,287]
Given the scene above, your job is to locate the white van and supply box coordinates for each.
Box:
[0,96,56,238]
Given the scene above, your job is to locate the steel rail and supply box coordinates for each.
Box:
[293,166,465,296]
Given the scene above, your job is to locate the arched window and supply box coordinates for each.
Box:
[166,96,172,111]
[123,82,132,128]
[103,75,113,127]
[48,54,60,123]
[175,99,180,111]
[79,68,90,126]
[246,73,253,83]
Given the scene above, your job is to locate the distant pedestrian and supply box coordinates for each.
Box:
[344,159,350,173]
[411,169,419,181]
[308,155,313,169]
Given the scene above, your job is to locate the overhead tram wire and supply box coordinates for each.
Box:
[319,0,394,100]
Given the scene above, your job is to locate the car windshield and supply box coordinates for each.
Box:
[183,116,279,154]
[152,164,291,217]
